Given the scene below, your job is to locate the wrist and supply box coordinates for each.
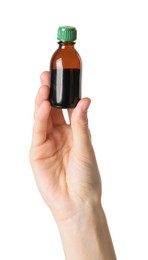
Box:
[57,202,116,260]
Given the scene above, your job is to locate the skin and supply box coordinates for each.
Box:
[29,71,116,260]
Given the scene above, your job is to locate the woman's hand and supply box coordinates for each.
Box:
[30,71,101,223]
[29,71,116,259]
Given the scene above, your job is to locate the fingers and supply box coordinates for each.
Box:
[32,72,52,147]
[34,85,50,119]
[34,71,50,116]
[71,98,91,151]
[32,100,51,147]
[40,71,50,86]
[33,71,50,120]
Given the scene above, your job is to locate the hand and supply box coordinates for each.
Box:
[29,71,116,260]
[29,71,101,223]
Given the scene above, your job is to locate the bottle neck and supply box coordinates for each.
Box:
[58,41,75,49]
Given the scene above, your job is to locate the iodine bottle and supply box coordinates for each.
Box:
[49,26,82,108]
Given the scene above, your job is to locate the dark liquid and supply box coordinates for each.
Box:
[49,69,81,108]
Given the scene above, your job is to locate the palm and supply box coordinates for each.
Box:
[32,122,71,210]
[32,121,93,218]
[36,123,72,179]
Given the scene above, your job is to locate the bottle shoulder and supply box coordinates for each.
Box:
[51,47,81,60]
[50,46,82,69]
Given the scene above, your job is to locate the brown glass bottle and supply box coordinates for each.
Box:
[49,26,82,108]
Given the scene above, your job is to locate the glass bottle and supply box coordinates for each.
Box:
[49,26,82,108]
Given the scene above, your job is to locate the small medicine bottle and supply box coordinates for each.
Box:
[49,26,82,108]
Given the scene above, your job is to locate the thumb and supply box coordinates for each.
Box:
[71,98,91,151]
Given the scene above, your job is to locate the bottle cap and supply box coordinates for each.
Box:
[57,26,77,42]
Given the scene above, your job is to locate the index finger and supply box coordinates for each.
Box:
[34,71,50,119]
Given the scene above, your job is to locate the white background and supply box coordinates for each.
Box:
[0,0,148,259]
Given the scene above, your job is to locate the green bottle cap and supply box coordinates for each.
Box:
[57,26,77,42]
